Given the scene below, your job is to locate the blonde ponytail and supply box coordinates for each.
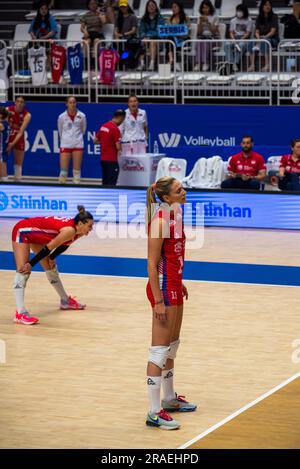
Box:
[146,177,176,227]
[146,185,157,226]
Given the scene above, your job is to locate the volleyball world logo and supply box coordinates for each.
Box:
[0,192,9,211]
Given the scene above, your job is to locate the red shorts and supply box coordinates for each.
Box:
[146,281,183,308]
[60,148,83,154]
[8,135,25,152]
[12,220,54,245]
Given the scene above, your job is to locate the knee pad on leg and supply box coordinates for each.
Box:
[168,339,180,360]
[148,345,170,369]
[46,268,60,285]
[13,272,29,289]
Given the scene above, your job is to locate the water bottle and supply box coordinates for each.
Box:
[153,140,159,154]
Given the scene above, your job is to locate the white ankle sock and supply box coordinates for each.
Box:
[13,272,29,314]
[147,376,161,414]
[45,270,68,302]
[162,368,176,401]
[14,165,22,180]
[73,169,81,182]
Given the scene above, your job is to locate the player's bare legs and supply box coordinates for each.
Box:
[13,149,24,181]
[147,305,178,377]
[71,150,83,184]
[0,161,7,179]
[146,305,180,429]
[30,243,86,310]
[59,151,71,183]
[12,241,38,324]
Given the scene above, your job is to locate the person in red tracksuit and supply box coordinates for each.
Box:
[11,205,94,325]
[6,96,31,181]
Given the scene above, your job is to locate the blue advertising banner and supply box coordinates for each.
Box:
[4,102,299,178]
[0,184,300,230]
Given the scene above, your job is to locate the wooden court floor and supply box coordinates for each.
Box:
[187,376,300,449]
[1,219,300,448]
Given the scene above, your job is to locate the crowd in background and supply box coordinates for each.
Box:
[27,0,300,72]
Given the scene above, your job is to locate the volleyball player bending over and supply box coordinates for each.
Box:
[146,177,197,430]
[11,206,94,325]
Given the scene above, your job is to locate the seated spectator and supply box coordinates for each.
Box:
[224,4,253,72]
[114,0,138,40]
[221,136,266,190]
[194,0,219,72]
[248,0,279,72]
[80,0,107,48]
[29,1,58,40]
[138,0,165,71]
[278,139,300,191]
[167,1,191,71]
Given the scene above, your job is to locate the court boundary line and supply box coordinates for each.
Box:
[1,268,300,289]
[178,371,300,449]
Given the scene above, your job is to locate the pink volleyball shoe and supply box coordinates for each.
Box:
[14,311,39,325]
[60,296,86,310]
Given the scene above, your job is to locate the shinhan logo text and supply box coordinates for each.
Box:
[0,192,67,211]
[158,133,236,148]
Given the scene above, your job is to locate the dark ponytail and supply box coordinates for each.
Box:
[74,205,93,224]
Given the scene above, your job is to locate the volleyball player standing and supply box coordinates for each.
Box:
[145,177,197,430]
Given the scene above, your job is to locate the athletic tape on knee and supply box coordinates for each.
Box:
[45,268,60,285]
[148,345,170,369]
[168,339,180,360]
[13,272,30,289]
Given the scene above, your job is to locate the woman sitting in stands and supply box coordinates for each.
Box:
[29,1,58,40]
[224,3,253,73]
[248,0,279,72]
[167,1,191,72]
[194,0,220,72]
[138,0,165,71]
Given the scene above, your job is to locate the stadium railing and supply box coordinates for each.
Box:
[181,39,273,105]
[94,39,178,104]
[8,38,300,105]
[277,39,300,105]
[11,39,91,102]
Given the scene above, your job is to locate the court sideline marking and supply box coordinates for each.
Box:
[178,371,300,449]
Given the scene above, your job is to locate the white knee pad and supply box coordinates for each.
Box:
[168,339,180,360]
[46,268,60,285]
[13,272,30,289]
[148,345,170,369]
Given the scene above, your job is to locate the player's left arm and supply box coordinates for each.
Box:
[81,114,87,135]
[20,228,75,274]
[8,113,31,149]
[255,169,267,181]
[255,157,267,181]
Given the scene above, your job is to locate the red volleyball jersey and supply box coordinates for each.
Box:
[149,204,186,290]
[12,216,78,245]
[98,48,119,84]
[7,105,29,139]
[51,43,66,83]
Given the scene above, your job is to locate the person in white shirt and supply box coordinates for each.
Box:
[57,96,87,184]
[119,94,148,155]
[194,0,219,72]
[225,4,253,72]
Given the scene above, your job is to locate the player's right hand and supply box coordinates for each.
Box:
[19,263,32,275]
[154,303,167,322]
